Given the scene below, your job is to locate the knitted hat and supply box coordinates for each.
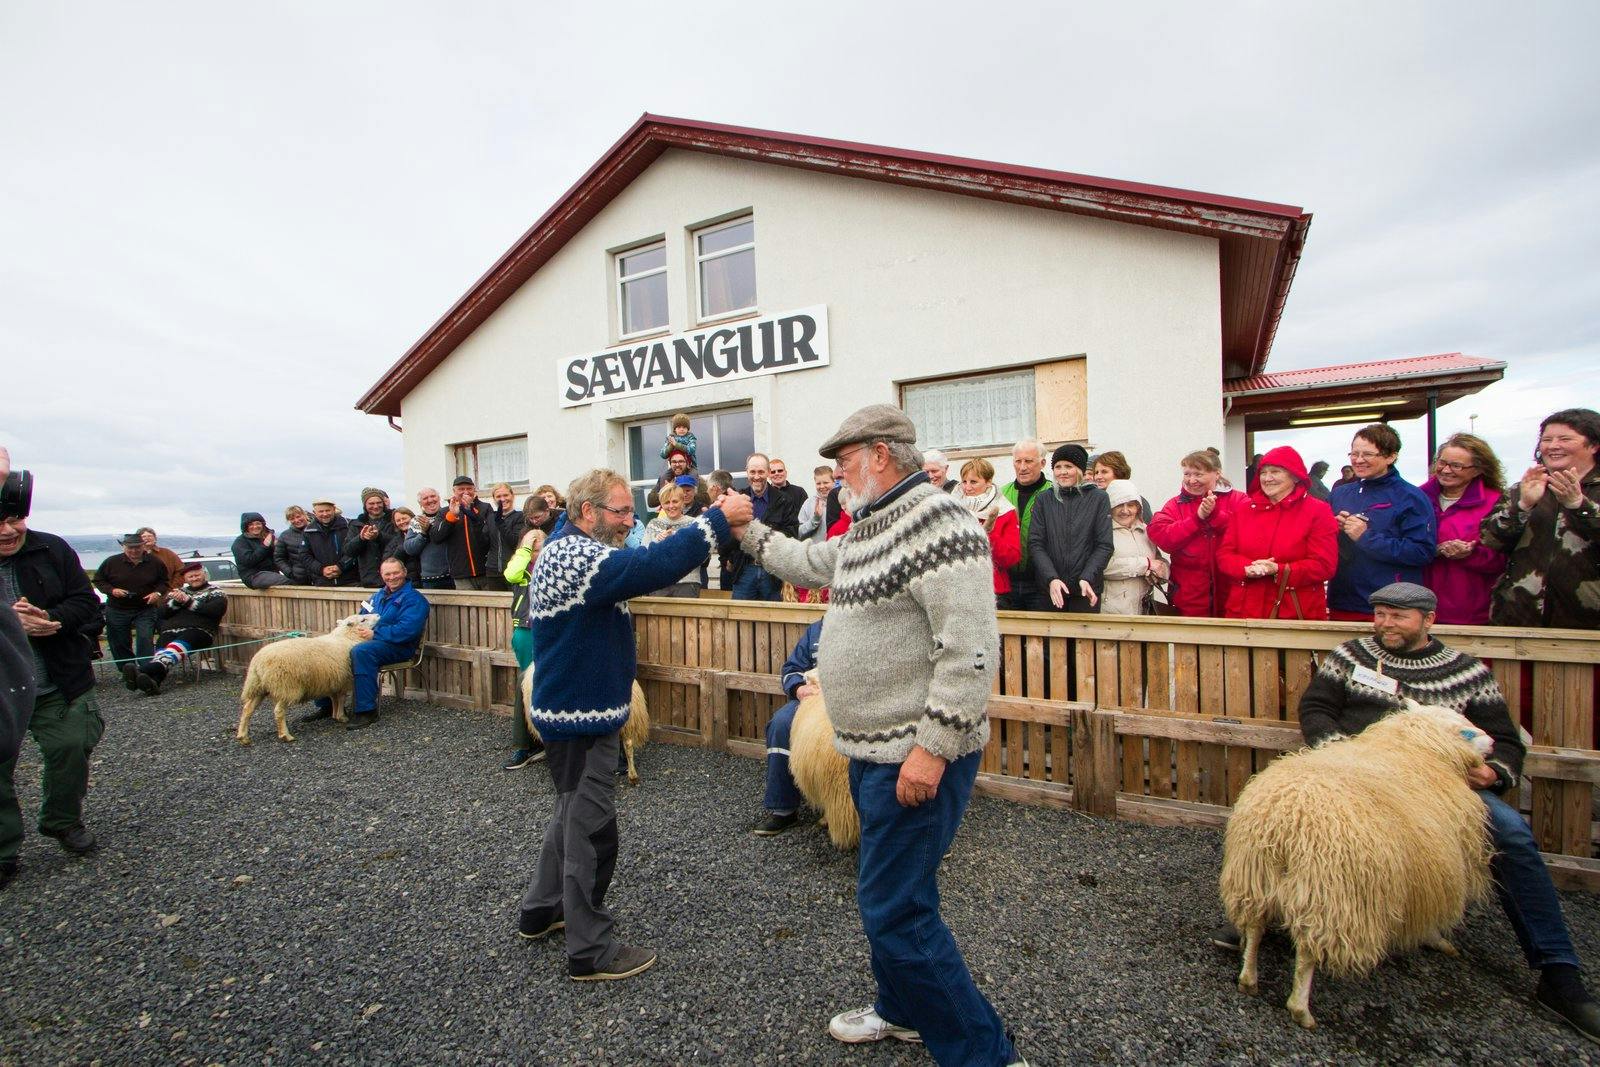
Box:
[360,486,386,504]
[1051,444,1089,472]
[665,446,689,462]
[817,404,919,459]
[1106,480,1141,510]
[1368,582,1437,613]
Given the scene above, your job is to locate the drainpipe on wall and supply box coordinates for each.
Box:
[387,417,402,433]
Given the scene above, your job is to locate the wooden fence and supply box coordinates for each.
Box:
[213,587,1600,890]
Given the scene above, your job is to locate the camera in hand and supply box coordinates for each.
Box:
[0,469,32,521]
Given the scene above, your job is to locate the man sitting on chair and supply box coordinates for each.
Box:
[123,560,227,695]
[304,557,429,731]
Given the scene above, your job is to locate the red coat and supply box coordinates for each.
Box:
[988,509,1022,594]
[1216,484,1338,620]
[1148,488,1243,617]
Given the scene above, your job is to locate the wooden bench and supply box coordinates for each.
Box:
[378,643,428,700]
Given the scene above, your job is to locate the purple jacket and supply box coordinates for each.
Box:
[1420,477,1506,625]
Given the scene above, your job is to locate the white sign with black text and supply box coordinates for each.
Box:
[558,305,829,408]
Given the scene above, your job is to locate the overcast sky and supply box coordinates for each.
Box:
[3,2,1596,537]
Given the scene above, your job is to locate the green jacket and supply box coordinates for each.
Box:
[1479,468,1600,628]
[1001,477,1049,576]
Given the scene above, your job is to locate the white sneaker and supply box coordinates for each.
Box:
[827,1006,922,1044]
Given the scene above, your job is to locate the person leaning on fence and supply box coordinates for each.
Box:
[727,404,1024,1066]
[958,458,1021,599]
[97,532,170,663]
[1326,424,1437,622]
[1,494,106,885]
[407,488,453,590]
[348,488,403,590]
[1479,407,1600,630]
[480,482,524,594]
[1420,433,1507,626]
[122,560,226,696]
[641,484,702,598]
[1216,582,1599,1043]
[1100,480,1168,616]
[1148,448,1242,618]
[431,476,495,590]
[1027,444,1113,614]
[274,506,318,584]
[750,618,823,836]
[232,513,288,589]
[501,495,550,771]
[516,468,748,983]
[1216,445,1337,620]
[303,498,357,587]
[303,557,429,731]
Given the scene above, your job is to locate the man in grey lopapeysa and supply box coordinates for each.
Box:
[733,405,1022,1067]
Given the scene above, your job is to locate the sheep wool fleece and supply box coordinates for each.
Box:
[741,476,998,763]
[527,510,729,741]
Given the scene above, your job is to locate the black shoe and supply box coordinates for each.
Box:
[0,860,16,892]
[752,811,799,836]
[299,706,334,723]
[1536,968,1600,1045]
[1209,925,1241,952]
[121,664,140,691]
[504,746,546,770]
[42,824,97,854]
[518,908,565,940]
[345,712,378,730]
[134,671,160,696]
[570,944,656,982]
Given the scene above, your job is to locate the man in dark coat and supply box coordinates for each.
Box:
[303,499,357,587]
[1026,444,1113,613]
[273,506,318,584]
[1,508,106,887]
[428,476,495,589]
[727,454,800,601]
[347,489,404,589]
[95,532,170,662]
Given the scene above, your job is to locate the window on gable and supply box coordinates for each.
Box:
[695,217,756,320]
[617,242,668,337]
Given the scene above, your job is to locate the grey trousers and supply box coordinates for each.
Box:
[521,732,620,971]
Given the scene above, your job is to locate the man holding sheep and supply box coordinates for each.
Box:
[730,405,1024,1067]
[1292,582,1599,1043]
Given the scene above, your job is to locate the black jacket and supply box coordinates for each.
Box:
[1027,483,1115,592]
[486,506,527,576]
[94,551,170,604]
[273,526,317,584]
[772,483,809,531]
[347,511,406,588]
[231,512,281,585]
[0,601,35,763]
[428,499,493,580]
[303,515,357,586]
[721,483,803,578]
[3,530,100,701]
[158,583,228,637]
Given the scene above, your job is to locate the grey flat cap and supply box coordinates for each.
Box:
[817,404,919,459]
[1368,581,1437,612]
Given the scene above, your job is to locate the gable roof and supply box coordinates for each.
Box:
[357,114,1313,416]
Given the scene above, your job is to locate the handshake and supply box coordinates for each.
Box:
[712,492,754,531]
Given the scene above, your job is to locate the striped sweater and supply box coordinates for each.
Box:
[741,474,998,763]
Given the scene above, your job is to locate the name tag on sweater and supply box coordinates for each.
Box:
[1351,664,1398,695]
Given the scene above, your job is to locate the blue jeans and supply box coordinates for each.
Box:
[315,639,415,716]
[104,604,157,663]
[763,699,802,813]
[731,564,781,602]
[1483,791,1581,969]
[850,752,1015,1067]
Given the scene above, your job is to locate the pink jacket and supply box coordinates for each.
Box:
[1420,476,1506,626]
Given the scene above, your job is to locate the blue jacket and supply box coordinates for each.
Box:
[1327,469,1437,613]
[359,581,430,649]
[781,619,824,700]
[528,510,731,740]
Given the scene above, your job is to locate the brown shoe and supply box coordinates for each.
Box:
[569,944,656,982]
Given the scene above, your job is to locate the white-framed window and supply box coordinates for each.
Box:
[617,242,668,337]
[453,436,529,488]
[625,406,755,515]
[694,216,756,321]
[902,368,1036,451]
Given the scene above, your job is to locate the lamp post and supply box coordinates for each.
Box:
[1469,413,1478,433]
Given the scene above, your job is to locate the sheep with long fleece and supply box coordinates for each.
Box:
[788,671,858,849]
[1220,700,1495,1029]
[520,665,651,784]
[235,615,377,744]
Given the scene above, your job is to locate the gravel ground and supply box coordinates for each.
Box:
[2,673,1597,1066]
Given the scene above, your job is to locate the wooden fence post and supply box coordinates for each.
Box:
[1070,705,1117,816]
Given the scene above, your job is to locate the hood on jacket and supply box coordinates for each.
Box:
[239,511,266,533]
[1254,446,1310,486]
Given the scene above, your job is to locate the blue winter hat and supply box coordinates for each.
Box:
[674,475,698,488]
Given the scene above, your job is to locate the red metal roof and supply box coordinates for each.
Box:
[1224,354,1505,396]
[357,114,1313,416]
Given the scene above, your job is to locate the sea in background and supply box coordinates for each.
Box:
[65,535,237,572]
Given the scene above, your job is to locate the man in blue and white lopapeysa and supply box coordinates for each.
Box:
[516,469,750,983]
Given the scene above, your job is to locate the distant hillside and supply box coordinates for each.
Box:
[65,534,237,571]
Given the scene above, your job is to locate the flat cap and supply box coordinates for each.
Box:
[817,404,919,460]
[1368,581,1437,612]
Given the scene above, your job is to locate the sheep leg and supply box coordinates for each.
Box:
[625,737,639,785]
[274,701,295,743]
[1237,921,1263,995]
[237,697,259,745]
[1422,932,1459,957]
[1286,944,1316,1029]
[331,692,347,723]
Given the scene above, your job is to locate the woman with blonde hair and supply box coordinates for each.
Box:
[1421,433,1506,625]
[1148,449,1241,617]
[958,458,1021,598]
[501,494,551,770]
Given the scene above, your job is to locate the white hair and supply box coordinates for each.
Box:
[1012,438,1046,462]
[923,449,948,467]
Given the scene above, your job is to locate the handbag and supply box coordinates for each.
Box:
[1268,564,1305,620]
[1142,576,1180,617]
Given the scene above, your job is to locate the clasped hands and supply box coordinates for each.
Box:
[12,597,60,637]
[1048,578,1097,608]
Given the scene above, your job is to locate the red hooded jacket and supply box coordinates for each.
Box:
[1148,486,1243,617]
[1216,446,1339,620]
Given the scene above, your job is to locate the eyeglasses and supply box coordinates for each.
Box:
[1348,451,1384,461]
[1434,460,1477,472]
[597,503,634,517]
[835,444,871,466]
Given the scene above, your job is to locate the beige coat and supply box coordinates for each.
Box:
[1102,520,1166,615]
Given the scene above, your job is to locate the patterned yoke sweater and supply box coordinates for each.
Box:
[740,472,998,763]
[527,509,729,741]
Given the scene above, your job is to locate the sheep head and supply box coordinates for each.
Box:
[1400,699,1494,758]
[331,614,380,641]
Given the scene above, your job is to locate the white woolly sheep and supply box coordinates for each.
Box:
[520,665,651,784]
[236,615,378,745]
[1220,700,1495,1029]
[788,672,858,850]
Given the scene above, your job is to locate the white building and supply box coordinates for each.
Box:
[358,115,1501,508]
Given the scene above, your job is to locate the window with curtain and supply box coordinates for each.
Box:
[695,217,756,320]
[902,369,1036,450]
[617,242,668,336]
[453,436,529,487]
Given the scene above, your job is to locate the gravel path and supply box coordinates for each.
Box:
[2,673,1597,1065]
